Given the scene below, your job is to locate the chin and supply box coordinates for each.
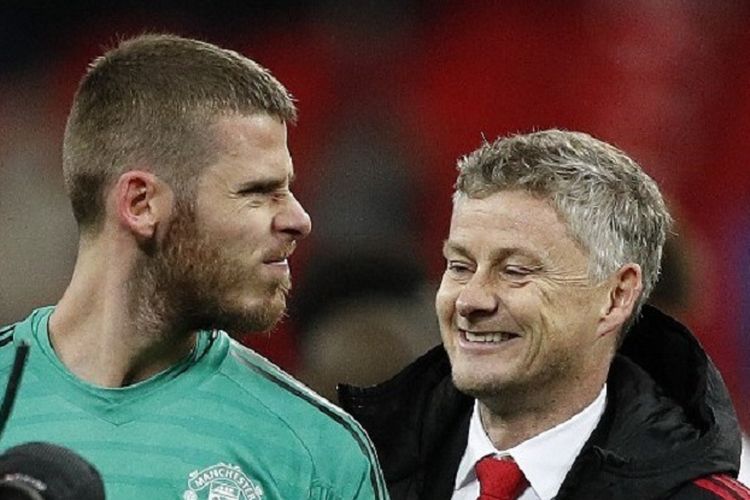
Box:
[451,366,513,399]
[215,308,283,338]
[236,293,288,332]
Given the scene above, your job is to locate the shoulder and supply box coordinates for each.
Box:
[221,338,374,452]
[0,323,16,348]
[0,308,55,367]
[0,322,20,370]
[669,474,750,499]
[219,337,388,498]
[0,308,52,350]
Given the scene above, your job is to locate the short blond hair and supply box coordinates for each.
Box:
[63,34,297,234]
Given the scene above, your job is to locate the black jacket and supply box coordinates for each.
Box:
[339,306,746,499]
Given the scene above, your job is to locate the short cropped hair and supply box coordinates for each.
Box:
[62,33,297,234]
[455,129,672,326]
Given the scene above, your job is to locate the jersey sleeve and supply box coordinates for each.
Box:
[309,453,389,500]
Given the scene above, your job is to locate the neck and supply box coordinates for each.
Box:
[478,372,607,450]
[48,237,197,388]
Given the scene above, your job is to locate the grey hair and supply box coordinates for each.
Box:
[455,129,672,326]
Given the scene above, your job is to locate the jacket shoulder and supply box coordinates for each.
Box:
[669,474,750,499]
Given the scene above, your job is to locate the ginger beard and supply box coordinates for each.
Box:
[130,202,291,337]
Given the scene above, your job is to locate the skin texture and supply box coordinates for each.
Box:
[49,113,311,387]
[198,113,311,330]
[436,190,638,449]
[129,114,311,336]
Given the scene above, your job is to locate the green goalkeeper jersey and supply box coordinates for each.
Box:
[0,307,388,500]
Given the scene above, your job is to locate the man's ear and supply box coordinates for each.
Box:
[597,263,642,338]
[113,171,174,242]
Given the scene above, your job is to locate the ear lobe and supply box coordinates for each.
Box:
[597,264,643,338]
[114,171,172,241]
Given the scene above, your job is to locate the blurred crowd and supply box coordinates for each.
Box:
[1,1,748,428]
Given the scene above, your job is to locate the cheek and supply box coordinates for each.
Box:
[534,279,580,315]
[531,286,601,343]
[499,285,549,336]
[435,278,456,324]
[211,217,265,251]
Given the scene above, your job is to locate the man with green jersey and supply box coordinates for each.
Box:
[0,34,387,500]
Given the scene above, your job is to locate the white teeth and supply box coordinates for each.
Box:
[464,331,514,343]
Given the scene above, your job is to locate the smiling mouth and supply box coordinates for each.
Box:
[460,330,520,343]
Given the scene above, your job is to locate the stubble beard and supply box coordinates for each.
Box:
[449,346,578,418]
[128,204,291,339]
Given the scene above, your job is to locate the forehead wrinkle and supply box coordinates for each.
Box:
[450,192,592,273]
[210,113,288,158]
[443,239,546,267]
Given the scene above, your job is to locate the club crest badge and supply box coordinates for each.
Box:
[183,463,264,500]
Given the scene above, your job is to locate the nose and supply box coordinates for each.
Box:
[455,276,498,318]
[274,192,312,240]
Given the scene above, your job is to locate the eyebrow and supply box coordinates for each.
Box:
[442,240,542,262]
[236,172,295,193]
[442,240,469,258]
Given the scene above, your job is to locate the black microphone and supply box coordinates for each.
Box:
[0,343,105,499]
[0,442,105,500]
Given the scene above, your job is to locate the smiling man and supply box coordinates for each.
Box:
[340,130,747,499]
[0,34,387,499]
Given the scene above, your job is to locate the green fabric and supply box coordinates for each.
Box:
[0,307,388,500]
